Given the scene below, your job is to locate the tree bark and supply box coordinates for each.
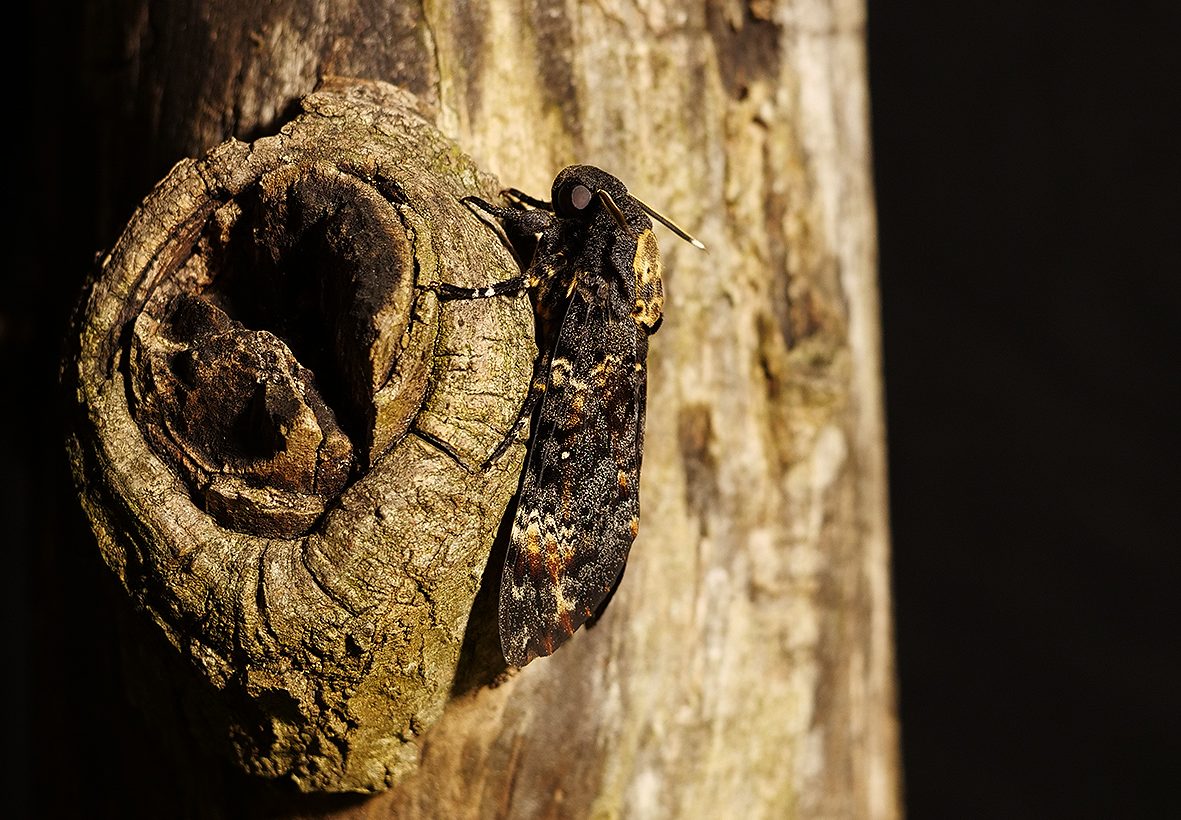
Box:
[78,1,897,817]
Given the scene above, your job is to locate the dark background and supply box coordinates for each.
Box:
[6,3,1178,817]
[870,4,1179,817]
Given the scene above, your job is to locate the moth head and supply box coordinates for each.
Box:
[551,165,628,221]
[550,165,706,250]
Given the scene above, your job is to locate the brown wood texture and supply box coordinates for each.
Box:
[77,1,898,817]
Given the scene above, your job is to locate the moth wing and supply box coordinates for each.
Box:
[499,284,647,666]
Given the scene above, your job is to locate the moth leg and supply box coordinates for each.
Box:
[462,195,552,271]
[441,192,556,469]
[413,427,475,473]
[411,348,546,470]
[425,196,531,298]
[480,349,550,470]
[428,277,527,302]
[502,188,553,211]
[415,271,535,469]
[463,196,552,232]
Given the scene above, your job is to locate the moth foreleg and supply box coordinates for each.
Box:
[463,196,552,232]
[461,195,552,271]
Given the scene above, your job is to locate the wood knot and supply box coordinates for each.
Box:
[64,80,534,792]
[128,159,437,536]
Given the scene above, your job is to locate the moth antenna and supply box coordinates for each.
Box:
[631,194,706,250]
[596,190,637,239]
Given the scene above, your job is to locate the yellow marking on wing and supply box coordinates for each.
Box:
[525,520,542,556]
[565,389,587,428]
[589,355,621,388]
[550,358,572,386]
[631,230,665,328]
[554,581,577,635]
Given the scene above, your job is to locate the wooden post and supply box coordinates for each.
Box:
[75,2,898,816]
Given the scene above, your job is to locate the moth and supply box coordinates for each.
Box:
[433,165,703,666]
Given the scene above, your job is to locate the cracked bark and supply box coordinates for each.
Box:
[73,1,899,817]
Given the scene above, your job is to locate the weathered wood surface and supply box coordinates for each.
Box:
[77,1,897,817]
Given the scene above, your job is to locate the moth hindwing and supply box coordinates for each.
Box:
[435,165,697,667]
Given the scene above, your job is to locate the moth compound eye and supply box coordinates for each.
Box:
[570,185,593,210]
[556,181,597,218]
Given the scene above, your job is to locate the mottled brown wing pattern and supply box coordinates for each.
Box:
[498,281,648,666]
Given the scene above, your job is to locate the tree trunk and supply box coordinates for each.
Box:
[78,1,897,817]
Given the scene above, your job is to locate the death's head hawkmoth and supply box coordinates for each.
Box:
[434,165,702,666]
